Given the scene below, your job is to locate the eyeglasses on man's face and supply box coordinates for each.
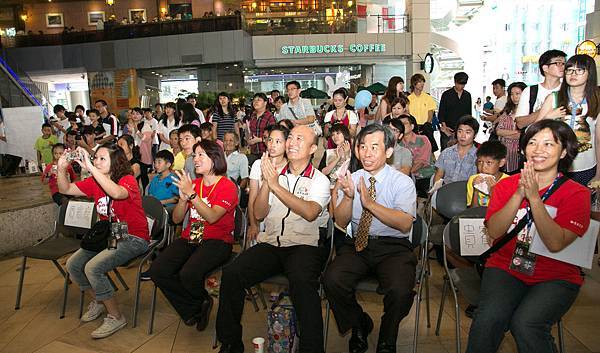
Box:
[565,67,586,76]
[547,61,565,67]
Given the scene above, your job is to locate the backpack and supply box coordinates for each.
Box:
[267,293,298,353]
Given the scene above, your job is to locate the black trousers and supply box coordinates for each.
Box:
[138,162,151,195]
[150,238,232,321]
[324,237,417,345]
[417,122,438,153]
[216,243,326,353]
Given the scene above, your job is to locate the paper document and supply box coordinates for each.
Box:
[147,216,155,235]
[473,174,495,195]
[64,201,95,229]
[530,219,599,269]
[458,218,490,256]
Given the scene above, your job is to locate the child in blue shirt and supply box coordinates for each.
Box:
[148,150,179,211]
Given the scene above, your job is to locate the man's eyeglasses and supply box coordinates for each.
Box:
[547,61,565,67]
[565,68,586,76]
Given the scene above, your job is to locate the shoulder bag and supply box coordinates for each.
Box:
[477,175,568,266]
[288,104,322,137]
[81,198,112,252]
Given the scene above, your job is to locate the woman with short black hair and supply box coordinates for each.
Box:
[150,140,239,332]
[467,119,591,353]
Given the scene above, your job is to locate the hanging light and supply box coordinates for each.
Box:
[106,0,114,6]
[20,13,28,22]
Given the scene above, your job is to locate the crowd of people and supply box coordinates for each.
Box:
[32,48,597,353]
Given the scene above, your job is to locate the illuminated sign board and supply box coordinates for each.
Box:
[281,43,386,55]
[576,40,598,58]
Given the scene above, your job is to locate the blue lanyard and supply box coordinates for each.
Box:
[524,174,561,231]
[567,90,586,128]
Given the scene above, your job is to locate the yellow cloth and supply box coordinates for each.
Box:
[408,92,437,125]
[172,151,187,170]
[466,173,509,207]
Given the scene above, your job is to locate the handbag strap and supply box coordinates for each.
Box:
[288,106,298,120]
[478,175,568,262]
[106,197,113,223]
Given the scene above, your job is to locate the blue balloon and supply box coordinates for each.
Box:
[354,90,372,110]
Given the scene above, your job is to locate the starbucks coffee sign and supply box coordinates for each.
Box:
[281,43,386,55]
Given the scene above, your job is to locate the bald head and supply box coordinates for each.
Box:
[286,125,318,162]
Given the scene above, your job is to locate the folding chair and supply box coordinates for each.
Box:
[434,207,566,353]
[129,196,169,327]
[147,205,247,335]
[15,198,96,318]
[76,196,169,324]
[322,215,430,353]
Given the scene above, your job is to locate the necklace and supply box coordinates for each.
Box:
[335,108,346,121]
[199,176,222,200]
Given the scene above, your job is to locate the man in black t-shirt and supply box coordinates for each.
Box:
[438,72,472,150]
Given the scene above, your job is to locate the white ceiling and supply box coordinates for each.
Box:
[29,69,88,84]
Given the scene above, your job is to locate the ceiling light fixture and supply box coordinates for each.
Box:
[106,0,114,6]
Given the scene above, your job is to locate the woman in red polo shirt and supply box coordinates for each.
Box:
[58,143,149,339]
[150,139,238,332]
[466,120,591,353]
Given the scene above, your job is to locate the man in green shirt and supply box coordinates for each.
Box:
[35,123,58,167]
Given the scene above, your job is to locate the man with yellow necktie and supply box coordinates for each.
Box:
[325,124,417,353]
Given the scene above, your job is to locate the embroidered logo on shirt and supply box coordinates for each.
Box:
[570,220,584,229]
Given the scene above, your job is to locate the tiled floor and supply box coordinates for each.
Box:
[0,253,599,353]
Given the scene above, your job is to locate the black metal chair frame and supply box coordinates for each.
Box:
[14,199,97,318]
[435,207,566,353]
[322,215,430,353]
[74,196,170,325]
[147,205,248,335]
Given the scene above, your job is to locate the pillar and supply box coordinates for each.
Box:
[406,0,431,91]
[585,0,600,80]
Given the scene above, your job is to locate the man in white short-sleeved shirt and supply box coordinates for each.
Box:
[216,125,330,353]
[278,81,317,126]
[515,49,567,129]
[187,95,206,123]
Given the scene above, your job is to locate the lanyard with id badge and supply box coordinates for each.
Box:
[509,175,563,275]
[478,175,568,272]
[188,177,222,244]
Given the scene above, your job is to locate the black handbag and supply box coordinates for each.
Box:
[80,199,112,252]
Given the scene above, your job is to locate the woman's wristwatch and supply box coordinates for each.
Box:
[187,192,198,201]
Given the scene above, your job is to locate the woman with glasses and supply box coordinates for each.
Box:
[383,116,412,175]
[397,114,435,197]
[149,140,239,332]
[537,54,600,186]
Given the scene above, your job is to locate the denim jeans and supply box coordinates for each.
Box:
[466,267,580,353]
[66,236,149,301]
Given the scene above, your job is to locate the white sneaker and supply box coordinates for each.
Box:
[91,314,127,339]
[81,301,105,322]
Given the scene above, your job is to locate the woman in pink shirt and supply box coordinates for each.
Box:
[398,114,435,197]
